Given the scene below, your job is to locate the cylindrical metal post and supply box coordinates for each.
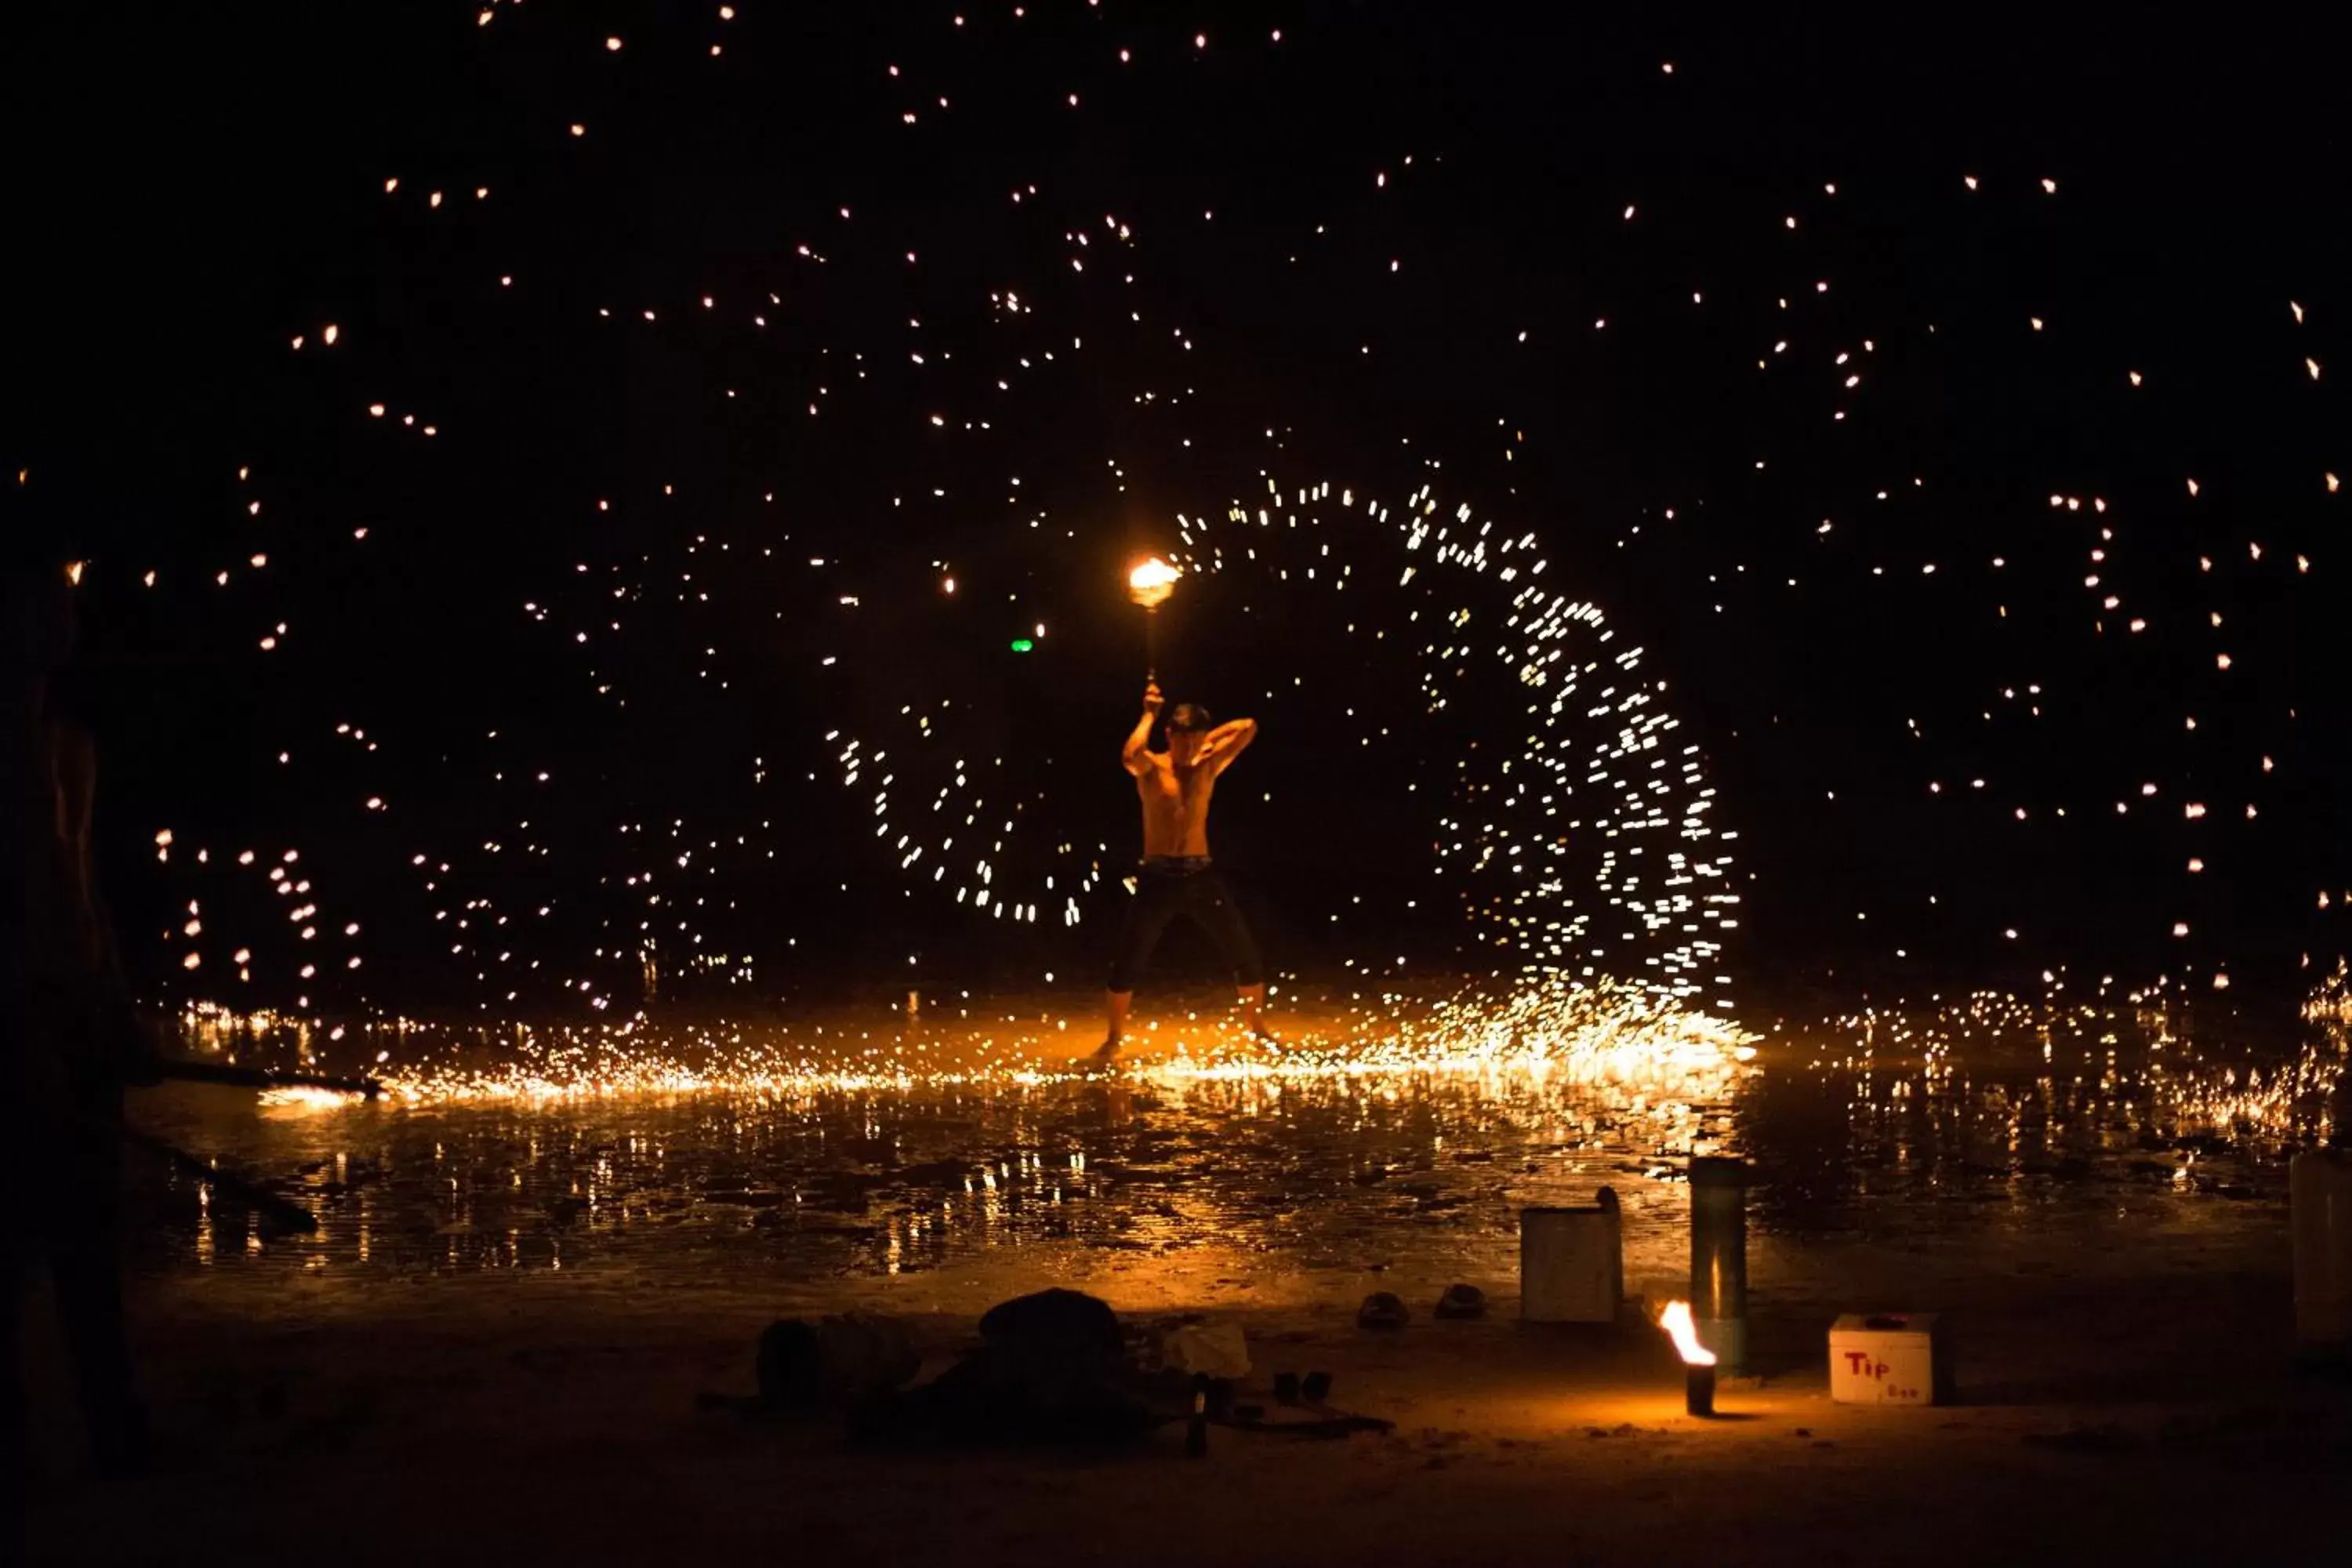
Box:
[1690,1156,1748,1375]
[2292,1148,2352,1362]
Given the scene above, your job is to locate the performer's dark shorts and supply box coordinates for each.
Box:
[1106,857,1265,992]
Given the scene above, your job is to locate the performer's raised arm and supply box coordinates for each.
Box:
[1120,681,1164,776]
[1194,717,1258,775]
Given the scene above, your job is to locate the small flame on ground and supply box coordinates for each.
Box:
[1660,1299,1716,1367]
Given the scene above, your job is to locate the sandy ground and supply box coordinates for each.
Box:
[19,1210,2350,1567]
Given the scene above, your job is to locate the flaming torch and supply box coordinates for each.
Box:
[1660,1299,1719,1417]
[1127,556,1180,681]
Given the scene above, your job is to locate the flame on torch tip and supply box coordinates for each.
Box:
[1127,556,1179,608]
[1660,1300,1716,1367]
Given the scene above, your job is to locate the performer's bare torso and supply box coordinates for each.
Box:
[1135,756,1218,858]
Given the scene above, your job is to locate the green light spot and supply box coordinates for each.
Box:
[1010,637,1035,653]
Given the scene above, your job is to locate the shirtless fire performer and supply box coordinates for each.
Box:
[1095,680,1270,1062]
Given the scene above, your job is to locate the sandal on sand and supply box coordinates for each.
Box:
[1435,1283,1487,1320]
[1215,1409,1393,1439]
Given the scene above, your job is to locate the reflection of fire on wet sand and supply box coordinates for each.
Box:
[169,975,2345,1319]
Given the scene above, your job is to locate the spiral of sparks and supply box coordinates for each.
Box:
[1179,478,1737,1001]
[828,469,1737,1035]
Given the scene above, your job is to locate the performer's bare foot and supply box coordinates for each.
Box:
[1087,1036,1123,1069]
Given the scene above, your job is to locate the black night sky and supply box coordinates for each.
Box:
[8,1,2350,1017]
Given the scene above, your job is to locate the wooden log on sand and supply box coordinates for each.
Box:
[118,1127,321,1235]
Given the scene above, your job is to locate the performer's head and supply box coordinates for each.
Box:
[1166,702,1213,764]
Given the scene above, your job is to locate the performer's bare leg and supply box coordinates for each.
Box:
[1240,982,1276,1042]
[1094,989,1134,1063]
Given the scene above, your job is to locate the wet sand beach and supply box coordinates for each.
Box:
[20,987,2350,1563]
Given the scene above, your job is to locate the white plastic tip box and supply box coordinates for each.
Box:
[1829,1312,1949,1406]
